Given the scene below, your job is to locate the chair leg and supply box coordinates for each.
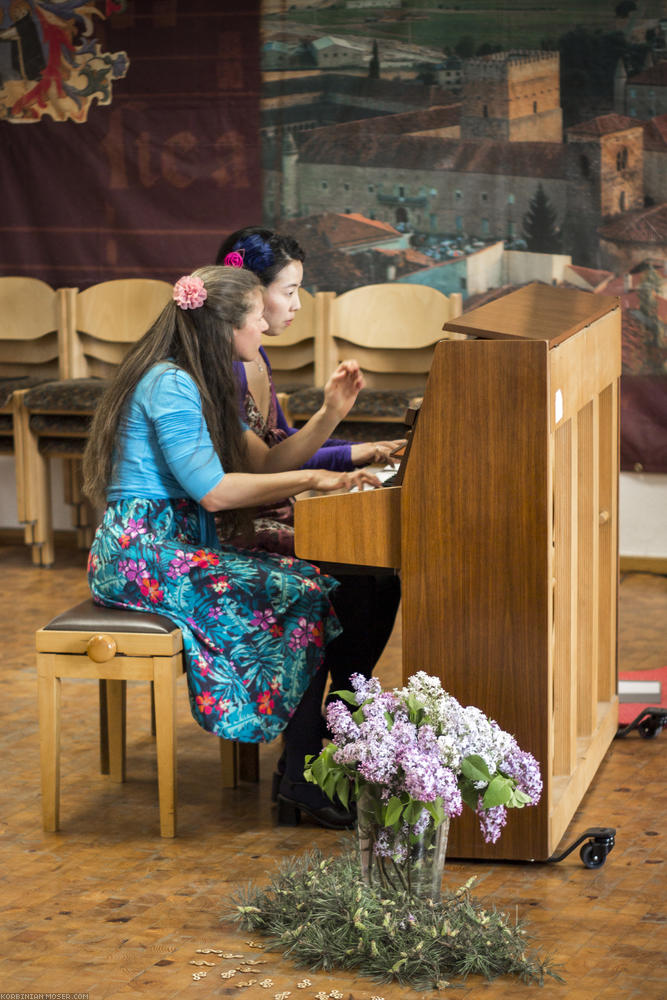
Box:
[219,740,239,789]
[106,679,126,783]
[37,653,61,832]
[153,656,178,837]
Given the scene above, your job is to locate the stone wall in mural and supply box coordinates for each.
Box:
[0,0,128,123]
[261,0,667,380]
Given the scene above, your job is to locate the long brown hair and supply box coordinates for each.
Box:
[83,265,261,507]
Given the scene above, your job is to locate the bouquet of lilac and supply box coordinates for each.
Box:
[305,672,542,896]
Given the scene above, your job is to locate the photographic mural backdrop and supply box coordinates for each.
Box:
[260,0,667,468]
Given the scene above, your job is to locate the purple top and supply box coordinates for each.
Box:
[234,346,354,471]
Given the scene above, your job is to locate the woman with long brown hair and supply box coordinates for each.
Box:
[83,265,378,828]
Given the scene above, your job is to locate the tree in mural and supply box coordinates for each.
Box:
[369,40,379,79]
[523,184,562,253]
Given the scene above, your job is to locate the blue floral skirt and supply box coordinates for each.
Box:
[87,498,341,742]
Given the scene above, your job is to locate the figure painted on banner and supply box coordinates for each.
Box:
[0,1,128,123]
[0,1,46,82]
[83,265,381,829]
[215,228,403,773]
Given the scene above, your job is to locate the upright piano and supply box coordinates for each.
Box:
[294,283,621,862]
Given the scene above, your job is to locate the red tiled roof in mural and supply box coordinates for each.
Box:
[566,265,614,290]
[643,114,667,151]
[372,246,434,268]
[598,203,667,245]
[297,132,565,178]
[628,62,667,87]
[279,212,401,253]
[298,106,461,145]
[567,113,643,137]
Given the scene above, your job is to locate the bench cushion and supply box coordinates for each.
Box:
[43,598,179,635]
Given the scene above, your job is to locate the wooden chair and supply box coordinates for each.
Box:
[15,279,172,566]
[287,283,463,429]
[36,599,259,838]
[0,277,63,558]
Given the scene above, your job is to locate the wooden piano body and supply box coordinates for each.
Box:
[294,283,621,862]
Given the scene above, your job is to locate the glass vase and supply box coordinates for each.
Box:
[356,787,449,902]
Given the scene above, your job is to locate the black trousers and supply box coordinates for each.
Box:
[326,571,401,696]
[283,571,401,778]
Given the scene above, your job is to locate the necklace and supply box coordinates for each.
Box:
[255,357,264,373]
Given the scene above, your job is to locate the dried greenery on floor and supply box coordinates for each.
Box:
[227,845,564,991]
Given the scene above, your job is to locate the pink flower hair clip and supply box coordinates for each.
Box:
[223,249,245,268]
[173,274,207,310]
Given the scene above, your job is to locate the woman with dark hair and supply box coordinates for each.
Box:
[83,265,379,829]
[215,229,402,762]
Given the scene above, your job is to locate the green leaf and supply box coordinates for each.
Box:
[384,711,394,730]
[335,775,350,810]
[405,799,424,824]
[425,798,445,827]
[460,754,492,783]
[482,775,513,808]
[459,781,480,811]
[384,796,404,828]
[331,689,359,706]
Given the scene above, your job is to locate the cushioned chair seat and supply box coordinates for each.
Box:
[287,386,425,422]
[0,376,49,410]
[23,377,110,413]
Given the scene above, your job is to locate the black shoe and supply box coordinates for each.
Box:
[276,778,354,830]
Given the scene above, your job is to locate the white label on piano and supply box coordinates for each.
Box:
[554,388,563,425]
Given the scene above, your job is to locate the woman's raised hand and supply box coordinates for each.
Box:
[322,360,364,420]
[309,467,382,494]
[350,439,407,467]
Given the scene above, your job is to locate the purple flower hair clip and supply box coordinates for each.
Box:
[234,234,274,274]
[223,250,245,268]
[173,274,207,310]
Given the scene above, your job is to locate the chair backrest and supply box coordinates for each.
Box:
[261,287,324,389]
[0,277,62,380]
[326,283,464,390]
[63,279,174,379]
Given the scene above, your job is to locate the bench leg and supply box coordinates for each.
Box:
[219,740,238,788]
[99,680,109,774]
[106,679,126,783]
[37,654,61,831]
[238,743,260,783]
[153,657,178,837]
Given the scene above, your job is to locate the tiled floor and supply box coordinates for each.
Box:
[0,540,665,999]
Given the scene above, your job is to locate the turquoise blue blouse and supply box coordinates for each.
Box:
[108,363,239,548]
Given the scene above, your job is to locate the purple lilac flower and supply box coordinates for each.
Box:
[325,700,360,744]
[349,672,383,703]
[502,741,543,804]
[477,801,508,843]
[412,809,431,835]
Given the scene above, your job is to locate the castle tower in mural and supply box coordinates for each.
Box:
[461,51,562,142]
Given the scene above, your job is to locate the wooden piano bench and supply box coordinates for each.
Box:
[35,599,258,837]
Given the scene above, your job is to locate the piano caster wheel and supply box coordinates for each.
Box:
[550,827,616,868]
